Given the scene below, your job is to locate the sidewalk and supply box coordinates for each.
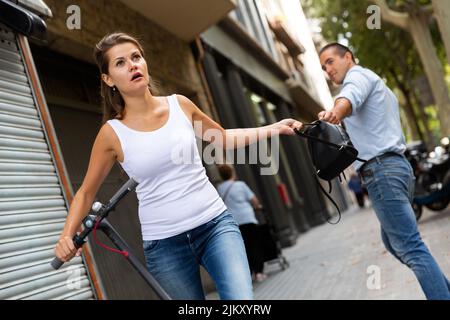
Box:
[207,204,450,300]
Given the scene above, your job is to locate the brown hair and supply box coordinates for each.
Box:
[217,164,234,181]
[93,32,158,123]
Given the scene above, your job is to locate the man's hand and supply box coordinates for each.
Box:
[318,98,352,124]
[318,111,341,125]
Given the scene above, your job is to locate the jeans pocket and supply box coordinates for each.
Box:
[208,211,240,235]
[382,171,411,202]
[361,168,375,186]
[143,239,160,252]
[362,169,383,202]
[208,210,233,225]
[220,211,239,227]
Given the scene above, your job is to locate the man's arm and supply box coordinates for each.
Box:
[318,69,374,124]
[318,98,352,124]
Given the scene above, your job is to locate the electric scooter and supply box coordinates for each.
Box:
[50,178,171,300]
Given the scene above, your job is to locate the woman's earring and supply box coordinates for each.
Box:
[112,86,116,91]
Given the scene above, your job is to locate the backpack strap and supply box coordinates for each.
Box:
[314,174,342,225]
[221,181,235,202]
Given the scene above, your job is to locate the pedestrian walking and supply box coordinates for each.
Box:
[348,173,365,208]
[217,164,268,282]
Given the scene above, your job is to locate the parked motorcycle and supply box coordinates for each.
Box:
[406,140,450,221]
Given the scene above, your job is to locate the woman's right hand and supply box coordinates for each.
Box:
[54,235,82,263]
[273,118,303,136]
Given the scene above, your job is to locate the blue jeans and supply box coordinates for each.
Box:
[360,154,450,300]
[142,210,253,300]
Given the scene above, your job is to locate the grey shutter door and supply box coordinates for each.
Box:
[0,24,95,300]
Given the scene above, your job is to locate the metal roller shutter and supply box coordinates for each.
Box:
[0,24,95,300]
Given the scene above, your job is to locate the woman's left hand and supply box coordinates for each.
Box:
[273,118,303,136]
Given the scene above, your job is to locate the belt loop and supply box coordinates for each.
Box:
[375,156,381,165]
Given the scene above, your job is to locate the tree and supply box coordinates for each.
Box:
[432,0,450,67]
[304,0,437,147]
[371,0,450,136]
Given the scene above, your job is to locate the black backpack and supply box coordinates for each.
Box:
[295,121,366,223]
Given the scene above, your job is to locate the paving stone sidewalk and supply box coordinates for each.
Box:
[207,204,450,300]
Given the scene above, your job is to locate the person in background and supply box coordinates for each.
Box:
[348,173,365,208]
[217,164,268,282]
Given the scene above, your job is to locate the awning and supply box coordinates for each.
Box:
[0,0,48,41]
[17,0,52,17]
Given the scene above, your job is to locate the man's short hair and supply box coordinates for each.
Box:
[319,43,356,63]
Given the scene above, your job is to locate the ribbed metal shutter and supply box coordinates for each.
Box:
[0,24,95,300]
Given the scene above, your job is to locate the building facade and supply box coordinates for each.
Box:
[200,0,350,247]
[0,0,350,300]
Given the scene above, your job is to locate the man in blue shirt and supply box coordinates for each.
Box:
[319,43,450,300]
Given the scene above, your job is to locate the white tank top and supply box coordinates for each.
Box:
[107,95,227,240]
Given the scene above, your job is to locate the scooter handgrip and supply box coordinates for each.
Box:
[50,257,64,270]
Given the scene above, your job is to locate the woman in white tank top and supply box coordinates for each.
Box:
[54,32,303,300]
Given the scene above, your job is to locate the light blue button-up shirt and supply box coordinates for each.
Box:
[336,65,406,171]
